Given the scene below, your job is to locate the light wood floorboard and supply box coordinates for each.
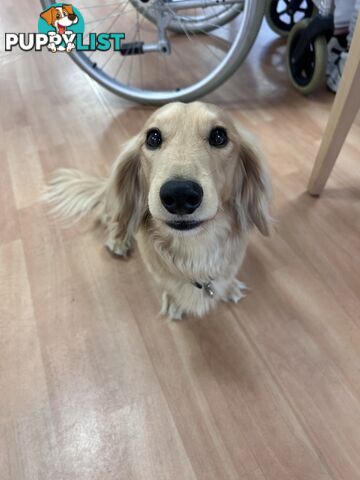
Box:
[1,1,359,479]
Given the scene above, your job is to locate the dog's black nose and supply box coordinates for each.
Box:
[160,180,203,215]
[68,14,77,21]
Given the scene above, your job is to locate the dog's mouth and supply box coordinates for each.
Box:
[165,220,203,231]
[58,24,66,35]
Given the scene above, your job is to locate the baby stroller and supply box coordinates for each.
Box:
[40,0,336,104]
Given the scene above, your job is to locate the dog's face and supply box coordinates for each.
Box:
[107,102,271,241]
[142,102,238,233]
[40,5,78,32]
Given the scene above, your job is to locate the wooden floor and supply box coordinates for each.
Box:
[1,2,360,479]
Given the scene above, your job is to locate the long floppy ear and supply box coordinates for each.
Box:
[63,4,74,15]
[104,135,147,247]
[40,7,55,25]
[233,131,272,236]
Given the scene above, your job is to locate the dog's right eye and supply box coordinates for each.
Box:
[146,129,162,150]
[209,127,228,148]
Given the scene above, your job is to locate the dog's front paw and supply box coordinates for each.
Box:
[48,43,57,53]
[223,279,247,303]
[66,43,75,52]
[105,238,132,258]
[161,292,185,321]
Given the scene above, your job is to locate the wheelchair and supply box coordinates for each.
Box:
[266,1,335,94]
[40,0,266,104]
[40,0,335,103]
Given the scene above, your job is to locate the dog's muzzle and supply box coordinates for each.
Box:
[160,179,203,216]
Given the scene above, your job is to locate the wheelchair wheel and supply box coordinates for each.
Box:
[286,19,327,94]
[135,1,243,34]
[266,0,316,37]
[40,0,265,105]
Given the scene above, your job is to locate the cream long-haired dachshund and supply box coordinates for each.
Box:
[45,102,272,319]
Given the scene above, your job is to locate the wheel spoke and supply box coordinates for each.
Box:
[84,3,130,40]
[77,2,127,10]
[92,5,128,64]
[115,11,147,80]
[86,8,133,26]
[63,0,262,102]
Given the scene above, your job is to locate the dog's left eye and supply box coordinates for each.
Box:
[146,129,162,150]
[209,127,228,148]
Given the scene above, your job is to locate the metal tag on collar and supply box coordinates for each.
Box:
[204,282,215,298]
[193,281,215,298]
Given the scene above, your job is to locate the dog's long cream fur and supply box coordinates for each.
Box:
[44,102,271,319]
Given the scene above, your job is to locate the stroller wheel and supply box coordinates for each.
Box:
[266,0,316,37]
[286,19,327,94]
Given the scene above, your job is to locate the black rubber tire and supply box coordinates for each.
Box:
[266,0,316,37]
[286,19,327,95]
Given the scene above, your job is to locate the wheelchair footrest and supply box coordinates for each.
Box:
[120,42,144,56]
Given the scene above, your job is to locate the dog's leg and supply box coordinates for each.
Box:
[105,222,133,258]
[161,292,185,321]
[222,278,247,303]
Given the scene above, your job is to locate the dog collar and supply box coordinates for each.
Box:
[193,281,215,298]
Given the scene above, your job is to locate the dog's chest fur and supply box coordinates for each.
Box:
[137,215,248,289]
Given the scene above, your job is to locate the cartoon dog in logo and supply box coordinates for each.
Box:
[40,4,78,52]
